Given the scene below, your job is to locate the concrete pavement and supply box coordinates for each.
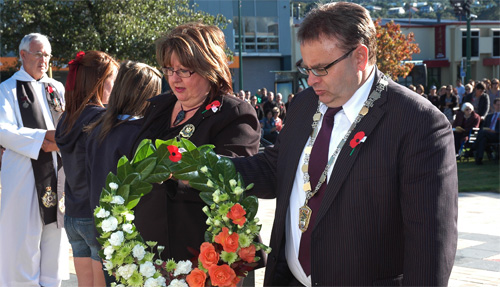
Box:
[0,175,498,286]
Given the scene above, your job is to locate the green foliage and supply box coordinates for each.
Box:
[0,0,229,66]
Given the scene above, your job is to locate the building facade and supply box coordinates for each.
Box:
[194,0,292,96]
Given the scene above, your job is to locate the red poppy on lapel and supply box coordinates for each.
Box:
[204,100,221,113]
[349,131,366,156]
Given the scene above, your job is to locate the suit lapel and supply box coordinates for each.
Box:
[314,70,388,228]
[280,88,318,201]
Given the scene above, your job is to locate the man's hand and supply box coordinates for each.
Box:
[44,130,56,142]
[41,130,58,152]
[42,139,59,152]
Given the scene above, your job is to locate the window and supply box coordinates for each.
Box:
[461,30,479,58]
[493,30,500,57]
[234,16,279,53]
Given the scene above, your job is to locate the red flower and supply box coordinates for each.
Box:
[214,227,239,253]
[47,86,54,94]
[199,242,220,269]
[227,204,246,227]
[206,100,221,112]
[167,145,182,162]
[208,264,236,287]
[349,131,366,149]
[238,244,256,263]
[186,268,207,287]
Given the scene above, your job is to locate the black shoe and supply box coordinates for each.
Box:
[475,158,483,165]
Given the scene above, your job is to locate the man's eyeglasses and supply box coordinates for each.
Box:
[161,67,195,78]
[25,50,52,59]
[296,47,356,77]
[492,82,499,85]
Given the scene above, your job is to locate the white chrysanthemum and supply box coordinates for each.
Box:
[157,276,167,287]
[110,195,125,204]
[122,223,133,234]
[207,180,214,188]
[173,260,192,276]
[140,261,156,278]
[104,246,115,259]
[229,179,237,188]
[132,244,146,260]
[117,263,137,280]
[96,208,110,218]
[168,279,188,287]
[101,216,119,232]
[109,182,119,190]
[124,213,135,221]
[109,231,124,246]
[103,260,114,270]
[234,186,244,195]
[144,278,160,287]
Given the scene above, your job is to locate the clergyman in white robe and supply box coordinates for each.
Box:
[0,67,69,287]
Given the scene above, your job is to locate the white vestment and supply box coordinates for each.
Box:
[0,67,69,287]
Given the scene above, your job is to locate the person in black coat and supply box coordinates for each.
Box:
[131,23,261,263]
[55,50,119,287]
[232,2,457,286]
[462,82,490,118]
[474,98,500,164]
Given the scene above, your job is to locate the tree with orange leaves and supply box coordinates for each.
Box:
[375,19,421,81]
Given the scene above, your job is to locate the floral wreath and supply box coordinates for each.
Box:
[94,138,271,287]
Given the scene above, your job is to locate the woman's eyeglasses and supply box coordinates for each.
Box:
[161,67,195,78]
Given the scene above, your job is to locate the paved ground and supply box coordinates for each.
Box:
[1,175,498,286]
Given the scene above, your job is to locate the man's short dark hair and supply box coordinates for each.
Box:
[475,82,485,91]
[297,2,377,65]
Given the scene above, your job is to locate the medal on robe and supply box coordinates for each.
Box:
[23,102,29,108]
[42,186,57,208]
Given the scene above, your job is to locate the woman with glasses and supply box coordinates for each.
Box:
[452,102,480,155]
[55,51,119,286]
[131,23,261,263]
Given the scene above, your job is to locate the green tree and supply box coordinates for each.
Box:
[0,0,229,67]
[375,19,420,80]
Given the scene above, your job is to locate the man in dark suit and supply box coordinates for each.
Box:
[233,2,458,286]
[474,98,500,164]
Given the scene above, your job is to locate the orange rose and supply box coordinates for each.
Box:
[214,227,239,253]
[199,242,220,269]
[186,268,207,287]
[227,204,246,227]
[237,244,256,263]
[232,276,241,286]
[208,264,236,287]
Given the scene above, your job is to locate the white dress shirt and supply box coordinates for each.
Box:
[285,71,375,286]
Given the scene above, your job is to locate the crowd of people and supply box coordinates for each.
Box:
[411,78,500,164]
[0,1,493,286]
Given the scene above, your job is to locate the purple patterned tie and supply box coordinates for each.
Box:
[299,107,342,276]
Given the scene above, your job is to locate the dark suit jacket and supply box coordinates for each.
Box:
[132,92,261,261]
[483,112,500,133]
[233,69,458,286]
